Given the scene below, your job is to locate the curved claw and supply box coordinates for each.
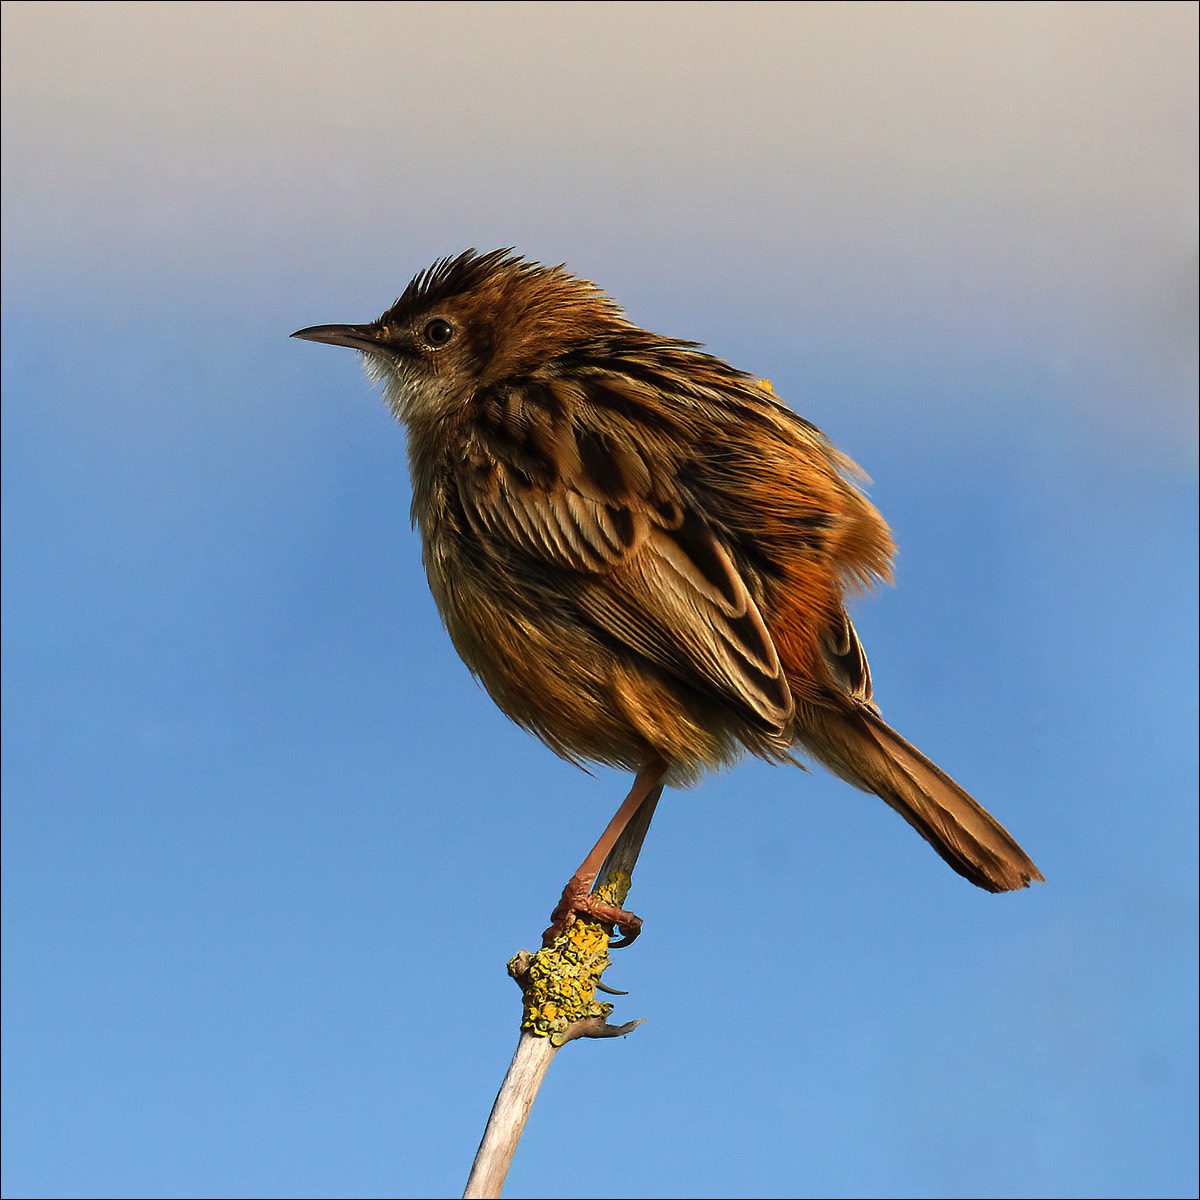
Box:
[607,916,642,949]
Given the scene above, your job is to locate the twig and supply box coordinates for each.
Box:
[462,1035,556,1200]
[462,786,663,1199]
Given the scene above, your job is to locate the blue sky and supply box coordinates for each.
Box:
[3,4,1196,1198]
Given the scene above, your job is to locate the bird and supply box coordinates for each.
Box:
[293,248,1043,944]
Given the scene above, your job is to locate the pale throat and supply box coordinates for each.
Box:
[365,351,463,429]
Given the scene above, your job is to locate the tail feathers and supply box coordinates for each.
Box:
[804,707,1044,893]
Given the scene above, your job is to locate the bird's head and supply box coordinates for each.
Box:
[292,249,632,426]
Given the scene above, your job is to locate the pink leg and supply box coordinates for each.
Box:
[542,758,669,948]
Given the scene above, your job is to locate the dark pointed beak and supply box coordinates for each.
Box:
[291,323,380,351]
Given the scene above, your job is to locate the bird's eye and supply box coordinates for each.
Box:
[423,318,455,347]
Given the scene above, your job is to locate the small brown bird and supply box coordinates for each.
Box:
[294,249,1042,943]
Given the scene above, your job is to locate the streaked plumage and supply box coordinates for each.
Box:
[294,249,1043,913]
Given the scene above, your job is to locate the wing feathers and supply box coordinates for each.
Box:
[457,428,793,732]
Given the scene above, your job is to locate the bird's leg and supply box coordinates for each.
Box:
[542,758,668,948]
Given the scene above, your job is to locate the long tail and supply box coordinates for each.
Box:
[802,706,1044,892]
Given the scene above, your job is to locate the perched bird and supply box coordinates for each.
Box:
[293,249,1043,943]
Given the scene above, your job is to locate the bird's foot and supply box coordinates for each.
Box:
[542,874,643,949]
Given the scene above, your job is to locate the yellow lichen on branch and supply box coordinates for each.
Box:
[508,870,634,1045]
